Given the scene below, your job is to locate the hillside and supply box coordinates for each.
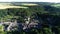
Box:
[51,3,60,8]
[0,2,60,34]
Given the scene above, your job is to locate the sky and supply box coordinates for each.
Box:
[0,0,60,3]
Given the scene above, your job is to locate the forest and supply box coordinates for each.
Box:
[0,2,60,34]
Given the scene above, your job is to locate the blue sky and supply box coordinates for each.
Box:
[0,0,60,3]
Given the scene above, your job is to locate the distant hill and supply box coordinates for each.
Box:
[51,3,60,8]
[11,2,54,6]
[0,2,60,15]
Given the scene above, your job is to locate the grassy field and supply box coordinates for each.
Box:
[0,25,4,31]
[0,3,38,9]
[0,6,28,9]
[51,4,60,8]
[21,3,38,6]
